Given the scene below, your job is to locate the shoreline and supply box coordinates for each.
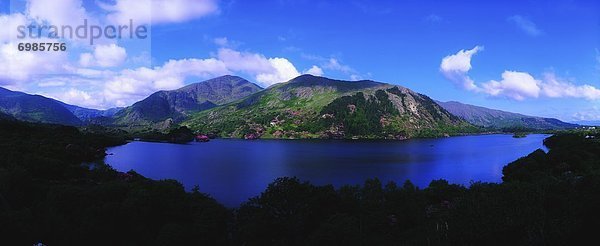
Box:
[127,131,549,145]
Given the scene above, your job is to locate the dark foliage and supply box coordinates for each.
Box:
[2,116,599,245]
[130,126,196,143]
[0,120,229,245]
[319,91,398,136]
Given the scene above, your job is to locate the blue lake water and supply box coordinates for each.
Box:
[105,134,548,207]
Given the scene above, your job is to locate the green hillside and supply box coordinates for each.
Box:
[185,75,477,139]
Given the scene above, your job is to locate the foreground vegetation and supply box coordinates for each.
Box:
[0,120,229,245]
[1,117,599,245]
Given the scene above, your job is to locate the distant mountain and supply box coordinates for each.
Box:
[112,75,262,127]
[0,87,82,125]
[55,101,123,121]
[437,101,577,130]
[184,75,476,139]
[570,120,600,126]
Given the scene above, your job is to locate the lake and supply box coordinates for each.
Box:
[105,134,548,207]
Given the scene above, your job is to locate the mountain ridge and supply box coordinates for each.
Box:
[53,100,123,121]
[1,75,581,134]
[0,87,82,126]
[111,75,263,127]
[184,75,476,139]
[437,100,577,130]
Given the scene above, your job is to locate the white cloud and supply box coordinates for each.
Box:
[303,65,324,76]
[256,58,300,86]
[0,41,69,84]
[69,67,117,79]
[440,46,483,91]
[60,88,97,107]
[79,44,127,68]
[440,46,600,101]
[481,71,540,100]
[573,106,600,121]
[216,48,300,86]
[508,15,542,37]
[0,12,70,84]
[27,0,89,27]
[100,0,219,25]
[78,53,94,67]
[0,13,27,42]
[324,58,354,73]
[38,81,67,87]
[0,0,300,109]
[0,1,100,85]
[214,37,229,46]
[45,88,106,109]
[216,48,273,74]
[94,44,127,67]
[541,73,600,100]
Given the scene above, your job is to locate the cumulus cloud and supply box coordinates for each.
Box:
[0,11,70,84]
[508,15,542,37]
[0,13,27,43]
[99,0,219,25]
[94,44,127,67]
[541,73,600,100]
[216,48,300,86]
[256,58,300,85]
[216,48,273,74]
[0,1,95,85]
[0,41,69,83]
[481,71,540,100]
[27,0,90,27]
[440,46,483,91]
[48,88,106,109]
[440,46,600,101]
[0,0,302,109]
[79,44,127,68]
[303,65,324,76]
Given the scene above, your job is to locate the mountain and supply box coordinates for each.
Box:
[0,87,82,125]
[570,120,600,126]
[112,75,262,127]
[55,101,123,121]
[184,75,476,139]
[437,101,578,130]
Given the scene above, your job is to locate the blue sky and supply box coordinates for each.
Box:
[1,0,599,121]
